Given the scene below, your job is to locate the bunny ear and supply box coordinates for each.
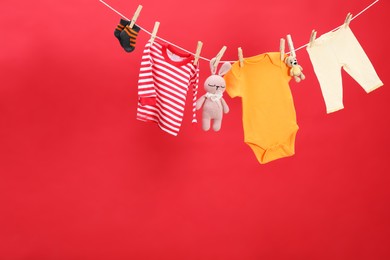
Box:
[218,62,232,76]
[209,58,217,75]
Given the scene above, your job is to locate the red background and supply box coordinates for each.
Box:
[1,0,389,259]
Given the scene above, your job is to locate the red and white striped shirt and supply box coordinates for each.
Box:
[136,41,199,136]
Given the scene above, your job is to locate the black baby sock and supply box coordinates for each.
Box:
[114,19,130,43]
[119,24,141,53]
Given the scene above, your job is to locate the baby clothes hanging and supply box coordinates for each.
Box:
[137,41,199,136]
[224,52,299,164]
[307,26,383,113]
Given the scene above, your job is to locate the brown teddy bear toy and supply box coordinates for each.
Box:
[285,56,305,83]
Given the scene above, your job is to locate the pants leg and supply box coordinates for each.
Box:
[307,44,344,113]
[336,27,383,93]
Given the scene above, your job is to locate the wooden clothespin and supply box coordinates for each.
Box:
[280,38,285,61]
[149,21,160,46]
[286,34,296,58]
[212,46,227,70]
[309,30,317,48]
[344,13,353,28]
[129,5,142,28]
[238,47,244,67]
[193,41,203,66]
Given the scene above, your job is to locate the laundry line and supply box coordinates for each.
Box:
[99,0,380,63]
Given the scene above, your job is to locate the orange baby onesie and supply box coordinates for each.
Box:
[224,52,299,164]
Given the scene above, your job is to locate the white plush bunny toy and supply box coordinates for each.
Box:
[196,58,231,131]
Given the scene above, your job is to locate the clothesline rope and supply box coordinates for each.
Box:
[99,0,380,63]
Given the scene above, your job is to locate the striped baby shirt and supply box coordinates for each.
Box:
[137,41,199,136]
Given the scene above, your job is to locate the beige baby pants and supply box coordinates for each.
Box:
[307,26,383,113]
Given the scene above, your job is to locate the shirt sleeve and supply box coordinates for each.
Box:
[138,42,156,98]
[189,63,199,123]
[224,62,241,98]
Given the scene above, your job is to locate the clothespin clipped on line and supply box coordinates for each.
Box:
[286,34,296,58]
[280,38,285,61]
[194,41,203,66]
[309,29,317,48]
[344,13,353,28]
[129,5,142,28]
[212,46,227,70]
[238,47,244,67]
[149,21,160,46]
